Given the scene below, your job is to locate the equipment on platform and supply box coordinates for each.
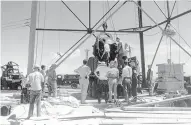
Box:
[156,60,185,93]
[1,61,22,90]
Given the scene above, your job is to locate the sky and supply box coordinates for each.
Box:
[1,0,191,77]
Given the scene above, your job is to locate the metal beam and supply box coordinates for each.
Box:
[138,0,146,88]
[92,1,119,29]
[119,26,152,31]
[36,28,141,33]
[27,1,38,75]
[143,9,191,32]
[150,22,169,69]
[53,1,128,70]
[61,0,88,29]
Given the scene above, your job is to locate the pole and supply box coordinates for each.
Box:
[27,1,38,75]
[54,1,128,70]
[138,1,146,88]
[85,49,90,60]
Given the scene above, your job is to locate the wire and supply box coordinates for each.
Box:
[35,1,41,65]
[170,24,191,50]
[177,1,180,63]
[2,18,30,26]
[154,1,167,19]
[2,21,30,28]
[2,25,29,31]
[40,1,47,65]
[58,2,62,53]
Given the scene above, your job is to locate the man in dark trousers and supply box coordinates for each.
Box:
[132,67,138,102]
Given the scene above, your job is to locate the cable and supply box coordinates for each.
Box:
[2,21,30,28]
[154,1,167,19]
[2,25,29,31]
[40,1,47,65]
[170,24,191,50]
[35,1,41,65]
[177,2,180,63]
[2,18,30,26]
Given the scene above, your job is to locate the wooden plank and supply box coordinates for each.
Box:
[105,112,191,119]
[124,95,191,107]
[100,118,191,124]
[121,107,191,111]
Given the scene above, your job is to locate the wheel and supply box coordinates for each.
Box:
[71,83,77,89]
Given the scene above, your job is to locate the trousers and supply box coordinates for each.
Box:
[96,80,109,102]
[28,90,41,117]
[48,81,57,97]
[108,78,118,101]
[79,78,89,103]
[122,77,131,102]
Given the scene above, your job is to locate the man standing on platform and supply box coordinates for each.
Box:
[74,59,91,104]
[26,65,44,119]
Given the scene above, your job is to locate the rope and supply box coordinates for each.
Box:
[35,1,41,65]
[40,1,47,65]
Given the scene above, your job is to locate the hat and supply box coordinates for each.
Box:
[33,64,40,69]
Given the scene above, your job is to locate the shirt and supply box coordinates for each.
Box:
[94,64,110,80]
[106,68,119,79]
[47,69,57,82]
[27,71,44,90]
[122,65,132,80]
[75,65,91,79]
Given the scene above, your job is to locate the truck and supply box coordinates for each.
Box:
[1,61,22,90]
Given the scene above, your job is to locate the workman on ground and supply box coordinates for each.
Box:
[116,37,124,76]
[106,61,119,103]
[46,64,57,97]
[74,59,91,104]
[26,65,44,119]
[122,60,132,104]
[94,61,110,104]
[40,65,46,98]
[132,67,138,102]
[147,65,154,96]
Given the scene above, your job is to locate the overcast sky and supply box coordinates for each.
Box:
[1,1,191,77]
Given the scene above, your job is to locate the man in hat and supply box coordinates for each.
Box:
[122,60,132,104]
[26,65,44,119]
[74,59,91,104]
[46,64,57,97]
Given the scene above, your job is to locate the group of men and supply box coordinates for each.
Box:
[25,64,57,119]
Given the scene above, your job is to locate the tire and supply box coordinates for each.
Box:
[71,83,77,89]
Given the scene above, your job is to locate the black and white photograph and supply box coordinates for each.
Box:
[1,0,191,124]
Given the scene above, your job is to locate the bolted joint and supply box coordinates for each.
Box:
[87,28,93,34]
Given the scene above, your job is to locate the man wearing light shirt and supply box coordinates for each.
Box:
[74,59,91,104]
[94,62,110,103]
[122,61,132,103]
[26,65,44,119]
